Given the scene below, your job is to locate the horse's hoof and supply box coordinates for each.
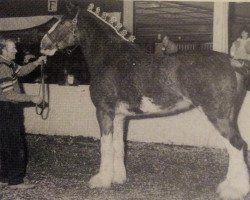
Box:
[113,165,127,184]
[89,173,112,189]
[112,173,127,184]
[217,180,249,200]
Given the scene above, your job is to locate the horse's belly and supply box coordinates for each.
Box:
[139,96,192,114]
[139,96,162,113]
[115,96,193,116]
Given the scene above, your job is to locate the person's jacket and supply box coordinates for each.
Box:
[230,38,250,60]
[0,55,38,102]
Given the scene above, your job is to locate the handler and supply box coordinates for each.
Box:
[155,34,178,55]
[0,37,46,189]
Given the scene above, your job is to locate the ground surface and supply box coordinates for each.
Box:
[1,134,250,200]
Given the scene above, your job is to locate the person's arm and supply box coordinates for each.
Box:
[16,56,47,77]
[230,42,237,58]
[16,61,39,77]
[230,39,241,58]
[0,64,41,103]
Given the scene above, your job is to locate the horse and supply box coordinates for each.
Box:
[40,3,250,199]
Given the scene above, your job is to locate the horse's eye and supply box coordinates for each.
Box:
[59,21,65,25]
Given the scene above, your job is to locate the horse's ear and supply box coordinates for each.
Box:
[65,0,77,15]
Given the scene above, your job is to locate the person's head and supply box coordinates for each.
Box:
[162,35,169,46]
[0,38,17,61]
[240,26,249,40]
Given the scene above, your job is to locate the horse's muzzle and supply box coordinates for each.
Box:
[40,48,57,56]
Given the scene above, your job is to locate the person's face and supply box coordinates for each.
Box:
[162,36,169,45]
[2,41,17,61]
[241,30,249,40]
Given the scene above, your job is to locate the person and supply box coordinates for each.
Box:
[155,34,178,56]
[15,37,25,65]
[0,38,46,189]
[230,26,250,68]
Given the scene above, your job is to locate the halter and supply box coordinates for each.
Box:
[45,8,80,50]
[35,61,50,120]
[65,43,80,55]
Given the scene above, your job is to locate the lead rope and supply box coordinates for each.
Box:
[35,61,50,120]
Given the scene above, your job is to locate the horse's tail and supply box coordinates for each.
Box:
[244,75,250,91]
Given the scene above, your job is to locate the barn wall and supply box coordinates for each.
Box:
[23,84,250,149]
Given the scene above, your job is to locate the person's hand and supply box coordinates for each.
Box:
[35,56,47,66]
[24,54,35,64]
[31,95,43,104]
[230,59,244,68]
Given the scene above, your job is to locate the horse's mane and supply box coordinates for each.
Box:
[80,4,136,45]
[76,4,146,64]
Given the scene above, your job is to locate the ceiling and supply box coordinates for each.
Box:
[2,1,250,44]
[134,1,250,42]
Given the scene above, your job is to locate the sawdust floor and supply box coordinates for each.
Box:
[1,134,250,200]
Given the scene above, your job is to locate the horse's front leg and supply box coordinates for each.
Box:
[112,115,126,184]
[89,109,114,188]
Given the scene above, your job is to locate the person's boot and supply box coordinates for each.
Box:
[0,177,8,187]
[0,182,8,187]
[9,182,35,189]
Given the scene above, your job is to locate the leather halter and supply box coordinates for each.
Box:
[45,9,80,50]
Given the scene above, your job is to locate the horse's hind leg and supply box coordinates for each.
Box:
[211,117,250,199]
[89,109,114,188]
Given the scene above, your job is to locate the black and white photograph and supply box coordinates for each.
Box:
[1,0,250,199]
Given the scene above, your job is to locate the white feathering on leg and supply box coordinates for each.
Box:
[113,115,127,184]
[217,139,250,199]
[100,134,114,175]
[89,134,114,188]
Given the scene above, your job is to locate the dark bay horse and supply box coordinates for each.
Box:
[40,3,250,199]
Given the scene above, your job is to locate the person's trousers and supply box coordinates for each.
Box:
[0,101,27,185]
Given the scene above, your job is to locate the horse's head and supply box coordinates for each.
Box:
[40,2,80,56]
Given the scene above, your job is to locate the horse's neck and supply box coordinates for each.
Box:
[79,27,114,77]
[80,41,106,77]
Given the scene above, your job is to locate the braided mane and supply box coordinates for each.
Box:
[86,3,135,43]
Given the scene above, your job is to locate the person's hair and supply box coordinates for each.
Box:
[0,37,15,54]
[239,26,249,36]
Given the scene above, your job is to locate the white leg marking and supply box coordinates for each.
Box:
[89,134,114,188]
[140,97,161,113]
[113,115,126,184]
[139,96,192,114]
[217,139,250,200]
